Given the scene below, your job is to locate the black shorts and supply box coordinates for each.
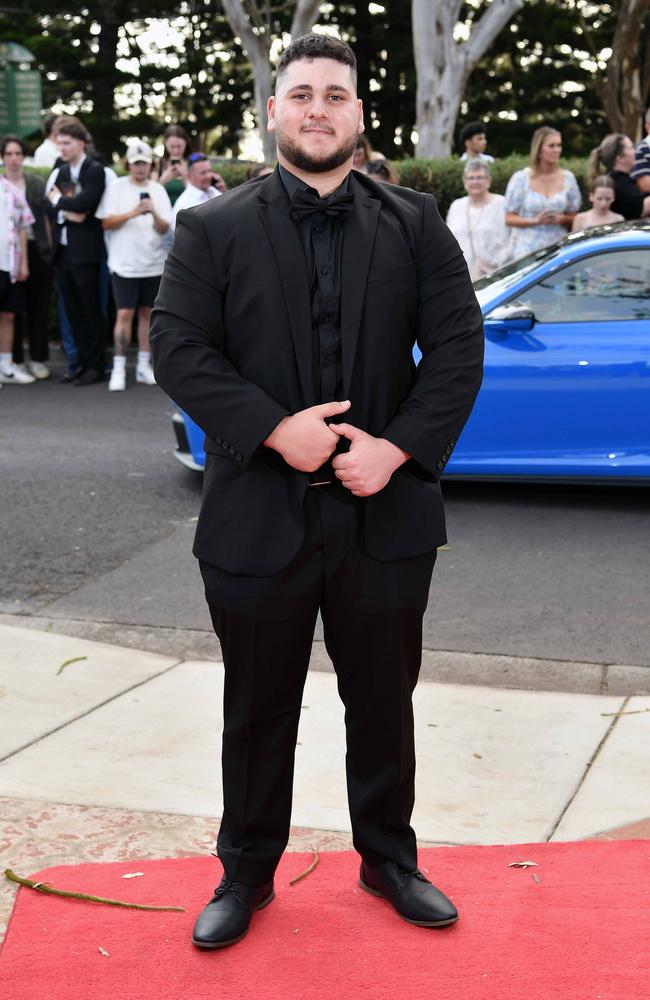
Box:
[111,273,161,310]
[0,270,26,314]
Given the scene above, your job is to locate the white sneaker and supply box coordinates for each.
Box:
[0,362,36,384]
[108,367,126,391]
[28,361,50,380]
[136,364,156,385]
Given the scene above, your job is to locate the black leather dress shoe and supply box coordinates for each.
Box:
[359,861,458,927]
[73,368,105,386]
[192,876,275,949]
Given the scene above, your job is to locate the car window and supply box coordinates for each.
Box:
[510,249,650,322]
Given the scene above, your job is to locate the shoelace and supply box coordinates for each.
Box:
[400,868,429,885]
[213,878,246,907]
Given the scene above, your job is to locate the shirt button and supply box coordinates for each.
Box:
[320,267,328,275]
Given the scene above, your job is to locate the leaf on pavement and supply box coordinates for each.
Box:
[121,872,145,879]
[98,947,109,957]
[56,655,87,676]
[508,861,538,869]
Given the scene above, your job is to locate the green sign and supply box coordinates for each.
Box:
[0,42,43,138]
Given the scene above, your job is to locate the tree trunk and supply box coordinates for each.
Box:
[600,0,650,141]
[412,0,524,158]
[222,0,323,160]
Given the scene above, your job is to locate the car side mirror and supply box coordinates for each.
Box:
[484,304,535,337]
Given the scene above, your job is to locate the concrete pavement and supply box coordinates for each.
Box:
[1,622,649,944]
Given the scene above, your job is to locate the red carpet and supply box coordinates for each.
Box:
[2,841,648,1000]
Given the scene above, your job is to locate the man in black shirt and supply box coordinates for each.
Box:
[151,34,484,950]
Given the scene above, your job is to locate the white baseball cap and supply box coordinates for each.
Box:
[126,140,153,164]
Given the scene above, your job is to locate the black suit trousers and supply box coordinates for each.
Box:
[200,484,436,885]
[56,247,106,373]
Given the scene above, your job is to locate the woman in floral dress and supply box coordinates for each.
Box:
[505,126,581,262]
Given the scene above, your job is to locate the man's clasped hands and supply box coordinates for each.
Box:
[264,400,409,498]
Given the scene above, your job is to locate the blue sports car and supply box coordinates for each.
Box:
[171,220,650,482]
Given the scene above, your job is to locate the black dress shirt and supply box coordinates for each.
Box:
[279,165,349,405]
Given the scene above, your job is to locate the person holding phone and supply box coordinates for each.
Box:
[151,125,192,205]
[95,141,172,391]
[169,152,223,232]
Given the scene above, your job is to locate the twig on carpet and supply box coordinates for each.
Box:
[3,869,185,912]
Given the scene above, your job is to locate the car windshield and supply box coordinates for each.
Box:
[473,243,562,306]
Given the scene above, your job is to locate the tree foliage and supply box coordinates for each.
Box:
[2,1,649,160]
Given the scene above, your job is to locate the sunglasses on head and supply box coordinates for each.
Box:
[188,152,209,163]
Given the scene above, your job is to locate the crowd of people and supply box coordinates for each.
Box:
[0,115,229,390]
[445,114,650,280]
[1,107,650,387]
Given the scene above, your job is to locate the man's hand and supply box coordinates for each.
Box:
[329,424,409,496]
[47,185,62,205]
[264,400,350,472]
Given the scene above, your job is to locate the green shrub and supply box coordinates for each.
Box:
[20,155,591,216]
[394,156,589,216]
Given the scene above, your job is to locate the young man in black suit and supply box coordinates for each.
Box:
[151,34,484,949]
[45,120,107,385]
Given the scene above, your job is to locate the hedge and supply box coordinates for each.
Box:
[17,155,591,216]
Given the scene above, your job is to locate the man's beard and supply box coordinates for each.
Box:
[276,128,358,174]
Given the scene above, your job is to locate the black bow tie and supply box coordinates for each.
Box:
[290,187,354,223]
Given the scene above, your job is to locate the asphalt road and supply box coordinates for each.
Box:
[2,352,649,669]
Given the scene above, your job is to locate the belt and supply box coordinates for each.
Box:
[308,474,335,487]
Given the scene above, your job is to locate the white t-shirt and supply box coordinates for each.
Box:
[460,151,495,163]
[95,177,172,277]
[33,138,59,168]
[171,182,220,231]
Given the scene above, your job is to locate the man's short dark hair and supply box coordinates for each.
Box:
[275,33,357,90]
[56,120,90,144]
[460,121,487,145]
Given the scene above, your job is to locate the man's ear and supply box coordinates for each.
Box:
[267,95,276,133]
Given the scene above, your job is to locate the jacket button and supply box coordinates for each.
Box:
[221,441,228,449]
[437,461,444,470]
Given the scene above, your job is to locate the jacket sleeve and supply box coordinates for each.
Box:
[380,194,484,476]
[55,163,106,214]
[150,208,289,469]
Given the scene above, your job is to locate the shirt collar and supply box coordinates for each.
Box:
[279,163,350,201]
[69,154,86,180]
[187,182,215,200]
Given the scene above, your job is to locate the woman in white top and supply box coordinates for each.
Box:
[446,159,508,280]
[504,126,581,261]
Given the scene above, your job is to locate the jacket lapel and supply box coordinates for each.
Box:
[341,174,380,397]
[256,170,315,408]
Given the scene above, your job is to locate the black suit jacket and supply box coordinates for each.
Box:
[44,157,106,264]
[150,168,484,575]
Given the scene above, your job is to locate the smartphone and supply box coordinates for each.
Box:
[170,158,181,166]
[139,192,151,201]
